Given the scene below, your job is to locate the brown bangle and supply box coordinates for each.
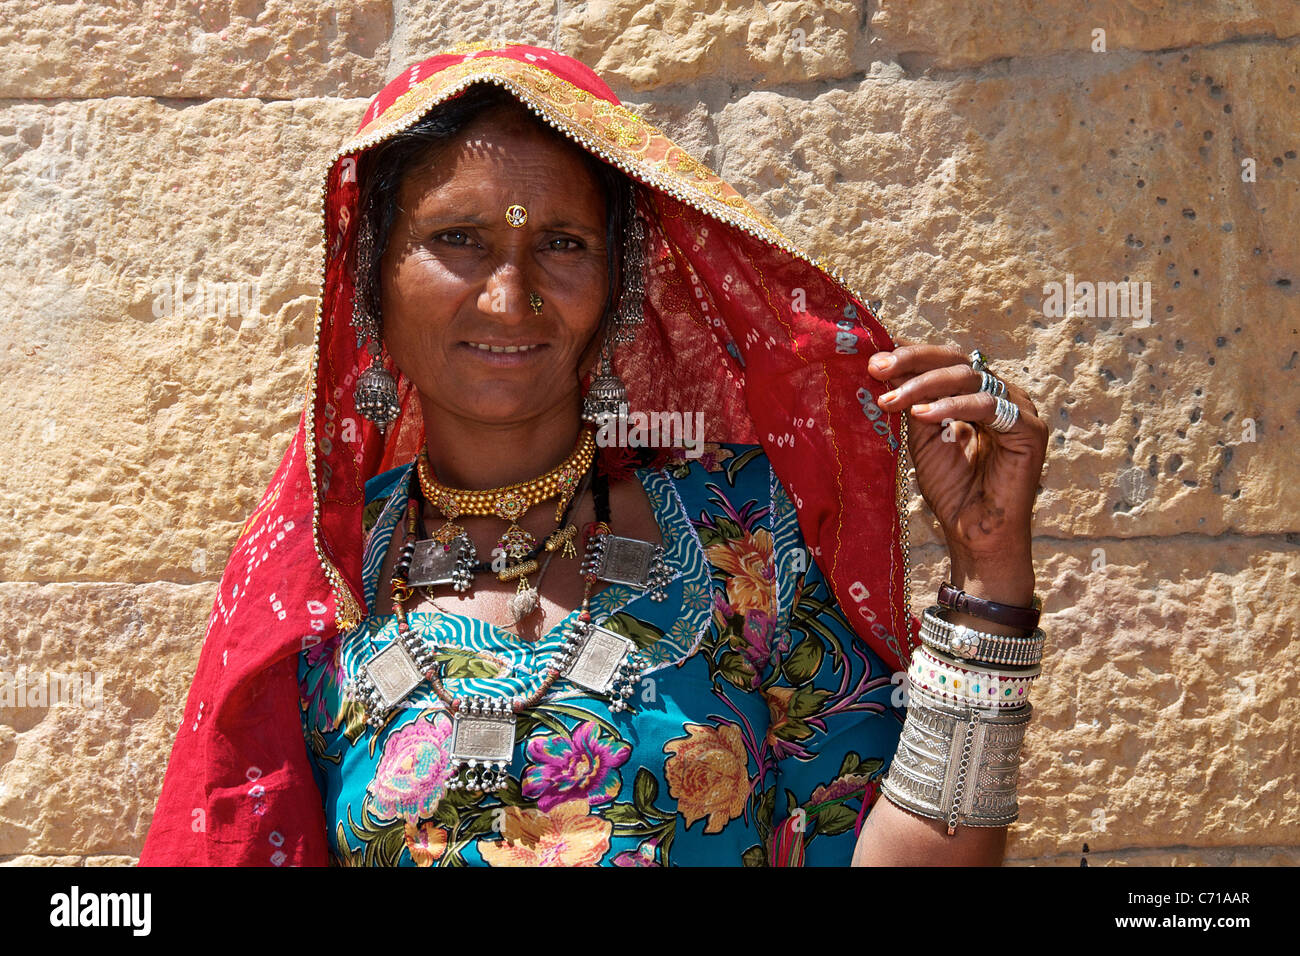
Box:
[937,581,1042,631]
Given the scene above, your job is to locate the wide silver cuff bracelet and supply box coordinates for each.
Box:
[920,604,1046,668]
[881,678,1032,834]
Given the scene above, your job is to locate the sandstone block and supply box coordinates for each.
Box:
[0,582,212,857]
[0,97,368,584]
[910,536,1300,860]
[560,0,862,90]
[870,0,1300,70]
[0,1,391,99]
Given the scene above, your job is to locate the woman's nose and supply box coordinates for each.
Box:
[477,259,533,321]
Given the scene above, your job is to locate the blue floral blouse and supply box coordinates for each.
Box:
[297,443,906,866]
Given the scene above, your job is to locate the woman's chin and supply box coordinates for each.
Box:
[424,389,572,427]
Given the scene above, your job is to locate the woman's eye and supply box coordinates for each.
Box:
[548,237,582,251]
[437,229,473,245]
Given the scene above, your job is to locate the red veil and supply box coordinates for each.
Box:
[140,42,919,866]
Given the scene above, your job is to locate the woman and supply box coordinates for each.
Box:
[141,42,1048,866]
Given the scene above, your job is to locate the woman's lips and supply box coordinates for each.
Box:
[465,341,544,353]
[458,341,548,365]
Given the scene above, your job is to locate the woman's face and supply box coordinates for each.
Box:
[378,104,610,428]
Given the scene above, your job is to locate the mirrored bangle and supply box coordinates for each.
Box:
[911,645,1038,709]
[920,604,1045,668]
[882,679,1032,834]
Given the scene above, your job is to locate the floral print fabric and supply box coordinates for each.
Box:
[298,443,905,866]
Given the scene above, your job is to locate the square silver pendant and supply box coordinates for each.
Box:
[595,535,657,587]
[363,641,424,709]
[407,538,459,588]
[450,712,517,763]
[564,625,635,694]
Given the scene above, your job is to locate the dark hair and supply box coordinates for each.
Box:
[355,83,634,342]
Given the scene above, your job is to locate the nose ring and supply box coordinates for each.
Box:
[529,292,543,315]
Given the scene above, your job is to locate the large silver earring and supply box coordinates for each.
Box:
[582,333,628,425]
[355,341,400,433]
[582,189,644,425]
[351,208,400,432]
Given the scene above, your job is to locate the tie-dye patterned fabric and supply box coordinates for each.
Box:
[141,44,916,866]
[298,443,905,866]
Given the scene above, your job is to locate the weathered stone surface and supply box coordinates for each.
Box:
[389,0,558,82]
[0,583,211,858]
[0,854,85,866]
[0,853,139,866]
[871,0,1300,71]
[1008,845,1300,866]
[711,42,1300,541]
[0,96,368,584]
[0,1,392,98]
[909,536,1300,860]
[560,0,863,91]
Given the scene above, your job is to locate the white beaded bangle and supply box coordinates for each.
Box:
[909,645,1038,709]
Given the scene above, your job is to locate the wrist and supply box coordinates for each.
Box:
[943,555,1036,637]
[946,551,1034,602]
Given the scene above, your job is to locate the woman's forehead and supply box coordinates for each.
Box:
[396,119,606,221]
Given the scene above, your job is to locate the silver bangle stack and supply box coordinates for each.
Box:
[919,604,1045,667]
[881,604,1045,834]
[882,681,1032,832]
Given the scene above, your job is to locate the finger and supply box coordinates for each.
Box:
[906,389,1038,436]
[885,360,1043,425]
[867,342,969,381]
[868,345,1045,431]
[878,362,981,412]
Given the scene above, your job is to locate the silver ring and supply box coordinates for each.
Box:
[977,370,1006,398]
[969,349,990,373]
[989,395,1020,433]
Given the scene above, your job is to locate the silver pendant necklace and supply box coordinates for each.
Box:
[345,459,663,789]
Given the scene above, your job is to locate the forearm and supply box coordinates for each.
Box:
[851,551,1036,867]
[852,791,1007,865]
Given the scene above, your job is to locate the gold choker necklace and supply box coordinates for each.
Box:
[416,429,596,575]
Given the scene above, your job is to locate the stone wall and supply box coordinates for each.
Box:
[1,1,1296,866]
